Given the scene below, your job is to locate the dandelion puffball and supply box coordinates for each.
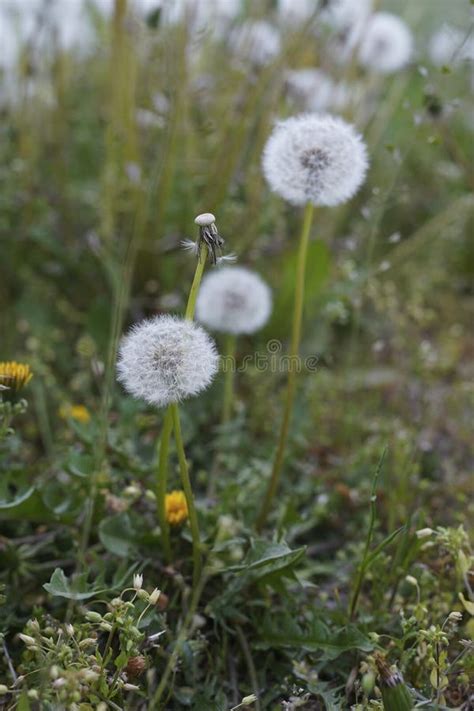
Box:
[231,20,281,67]
[286,69,352,113]
[117,315,219,407]
[196,267,272,335]
[429,24,474,67]
[262,113,368,207]
[358,13,413,75]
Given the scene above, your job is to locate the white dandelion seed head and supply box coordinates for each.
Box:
[117,315,219,407]
[429,24,474,67]
[322,0,372,31]
[231,20,281,67]
[196,267,272,335]
[286,68,352,113]
[277,0,315,27]
[262,113,369,207]
[322,0,372,59]
[358,13,413,75]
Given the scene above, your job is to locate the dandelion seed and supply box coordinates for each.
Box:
[262,113,368,207]
[117,315,219,407]
[358,13,413,74]
[0,361,33,391]
[231,20,281,67]
[165,490,188,525]
[180,238,199,256]
[196,267,272,335]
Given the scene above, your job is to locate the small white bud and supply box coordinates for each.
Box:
[85,610,102,623]
[123,683,140,691]
[448,611,463,622]
[65,623,75,636]
[242,694,258,705]
[52,678,67,689]
[405,575,418,587]
[18,634,36,646]
[416,527,434,539]
[194,213,216,227]
[0,686,9,695]
[149,588,161,605]
[133,573,144,590]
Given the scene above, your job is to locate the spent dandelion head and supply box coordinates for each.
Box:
[196,266,272,335]
[117,315,219,407]
[262,113,368,207]
[358,13,413,74]
[0,361,33,392]
[165,490,188,525]
[183,212,227,265]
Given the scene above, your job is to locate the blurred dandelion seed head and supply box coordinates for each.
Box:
[0,361,33,391]
[429,24,474,67]
[165,490,188,525]
[117,315,219,407]
[262,113,368,207]
[358,13,413,75]
[196,266,272,335]
[231,20,281,67]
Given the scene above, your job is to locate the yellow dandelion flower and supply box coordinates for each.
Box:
[165,490,188,526]
[59,404,91,424]
[0,361,33,392]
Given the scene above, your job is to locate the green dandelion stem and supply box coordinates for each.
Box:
[256,201,314,531]
[156,407,173,562]
[170,402,202,589]
[221,334,237,424]
[185,246,207,321]
[156,236,207,561]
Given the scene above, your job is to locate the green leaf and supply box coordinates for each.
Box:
[365,526,405,569]
[17,691,31,711]
[66,451,95,479]
[224,539,306,579]
[99,513,136,557]
[257,613,373,660]
[43,568,106,600]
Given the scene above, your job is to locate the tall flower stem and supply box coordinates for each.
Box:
[155,246,206,560]
[221,334,236,424]
[170,402,202,589]
[185,247,207,320]
[156,408,173,561]
[256,202,314,531]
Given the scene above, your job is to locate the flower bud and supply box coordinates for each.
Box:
[133,574,143,591]
[85,611,102,623]
[149,588,161,605]
[18,634,36,647]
